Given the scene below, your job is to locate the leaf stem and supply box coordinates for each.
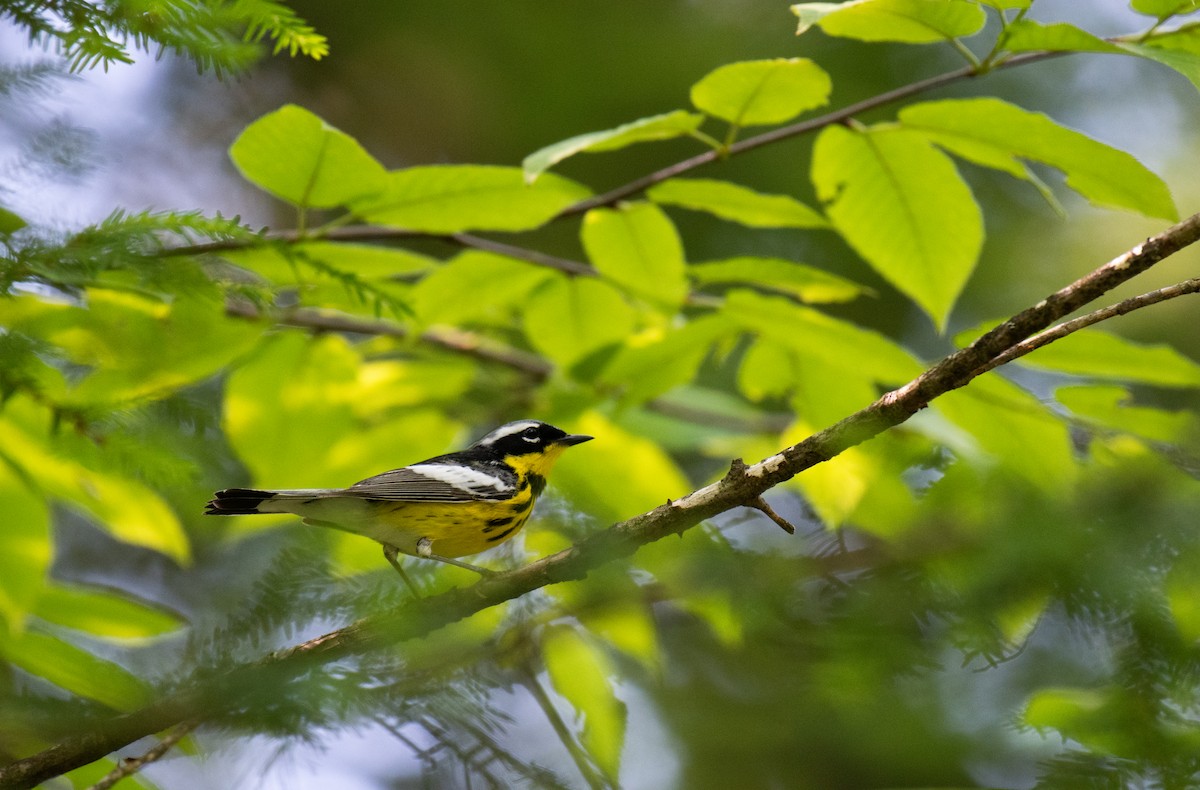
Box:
[519,663,609,790]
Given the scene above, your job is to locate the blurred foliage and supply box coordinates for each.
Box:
[1,1,1200,789]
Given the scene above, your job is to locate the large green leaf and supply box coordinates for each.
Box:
[1119,40,1200,92]
[223,241,436,284]
[1056,384,1196,443]
[1002,20,1126,54]
[230,104,388,208]
[0,289,263,407]
[0,206,27,235]
[412,250,554,327]
[600,315,734,403]
[0,625,152,710]
[933,375,1077,492]
[647,178,828,229]
[33,585,184,640]
[1131,0,1200,16]
[690,256,863,303]
[899,98,1177,220]
[542,625,627,783]
[522,111,705,182]
[0,462,49,631]
[792,0,986,42]
[811,124,983,328]
[0,398,190,562]
[523,276,635,366]
[1017,329,1200,387]
[722,289,922,384]
[581,202,688,310]
[689,58,832,126]
[351,165,591,232]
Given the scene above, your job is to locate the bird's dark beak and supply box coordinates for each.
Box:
[558,434,593,446]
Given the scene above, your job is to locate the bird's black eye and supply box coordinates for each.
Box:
[522,426,540,441]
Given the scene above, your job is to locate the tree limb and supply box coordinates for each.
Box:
[3,210,1197,790]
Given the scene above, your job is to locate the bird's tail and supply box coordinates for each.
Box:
[205,488,276,515]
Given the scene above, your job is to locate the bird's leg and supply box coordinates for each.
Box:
[382,543,422,598]
[415,537,496,577]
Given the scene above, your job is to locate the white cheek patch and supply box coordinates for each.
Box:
[477,421,542,446]
[407,464,515,495]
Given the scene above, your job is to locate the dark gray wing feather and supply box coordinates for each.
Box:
[345,465,514,502]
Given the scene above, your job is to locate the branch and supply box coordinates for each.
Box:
[85,720,197,790]
[4,211,1197,790]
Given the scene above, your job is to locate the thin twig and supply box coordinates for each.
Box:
[518,664,609,790]
[85,719,198,790]
[974,277,1200,376]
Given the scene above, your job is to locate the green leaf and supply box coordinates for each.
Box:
[0,398,190,563]
[1016,329,1200,386]
[412,250,554,327]
[1131,0,1200,17]
[552,411,691,524]
[898,98,1177,220]
[791,0,986,42]
[1002,20,1126,54]
[351,165,591,233]
[1118,41,1200,92]
[1142,21,1200,52]
[647,178,828,229]
[690,256,864,303]
[811,124,983,328]
[1056,384,1196,443]
[523,277,636,366]
[977,0,1031,8]
[934,375,1077,492]
[0,206,27,235]
[0,462,49,631]
[722,289,922,384]
[542,625,626,782]
[689,58,832,126]
[1024,687,1126,755]
[600,315,734,403]
[223,241,436,284]
[34,585,184,640]
[0,625,152,709]
[522,110,705,182]
[581,202,688,310]
[230,104,388,208]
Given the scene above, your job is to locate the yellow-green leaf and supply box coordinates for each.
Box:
[0,626,152,710]
[899,98,1177,220]
[412,250,555,327]
[1057,384,1196,443]
[34,585,184,640]
[523,276,635,367]
[352,165,590,233]
[230,104,387,208]
[811,124,983,328]
[581,202,688,310]
[523,110,705,182]
[691,256,863,303]
[792,0,986,42]
[542,625,626,782]
[1019,329,1200,386]
[1002,20,1126,54]
[0,462,49,631]
[647,178,828,229]
[689,58,832,126]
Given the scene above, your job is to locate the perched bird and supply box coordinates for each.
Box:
[205,420,592,587]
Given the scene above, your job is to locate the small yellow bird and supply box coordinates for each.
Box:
[205,420,592,585]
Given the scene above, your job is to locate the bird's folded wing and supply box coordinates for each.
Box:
[346,464,516,502]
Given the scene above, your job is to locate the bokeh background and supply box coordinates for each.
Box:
[3,1,1199,787]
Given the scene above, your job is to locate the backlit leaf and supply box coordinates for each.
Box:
[1002,20,1125,54]
[230,104,387,208]
[412,250,554,327]
[0,626,152,710]
[690,256,863,303]
[689,58,832,126]
[811,124,983,328]
[899,98,1177,220]
[792,0,985,42]
[352,165,590,233]
[523,276,635,366]
[0,462,49,631]
[581,202,688,310]
[1056,384,1196,443]
[542,625,626,782]
[1018,329,1200,387]
[523,111,705,181]
[34,585,184,640]
[647,178,828,229]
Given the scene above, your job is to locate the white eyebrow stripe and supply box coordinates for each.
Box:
[476,421,541,446]
[406,464,515,493]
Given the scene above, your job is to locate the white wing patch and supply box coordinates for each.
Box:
[475,420,541,447]
[406,463,515,496]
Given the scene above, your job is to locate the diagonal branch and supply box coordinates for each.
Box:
[4,211,1197,790]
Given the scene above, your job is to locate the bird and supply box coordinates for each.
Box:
[205,420,592,590]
